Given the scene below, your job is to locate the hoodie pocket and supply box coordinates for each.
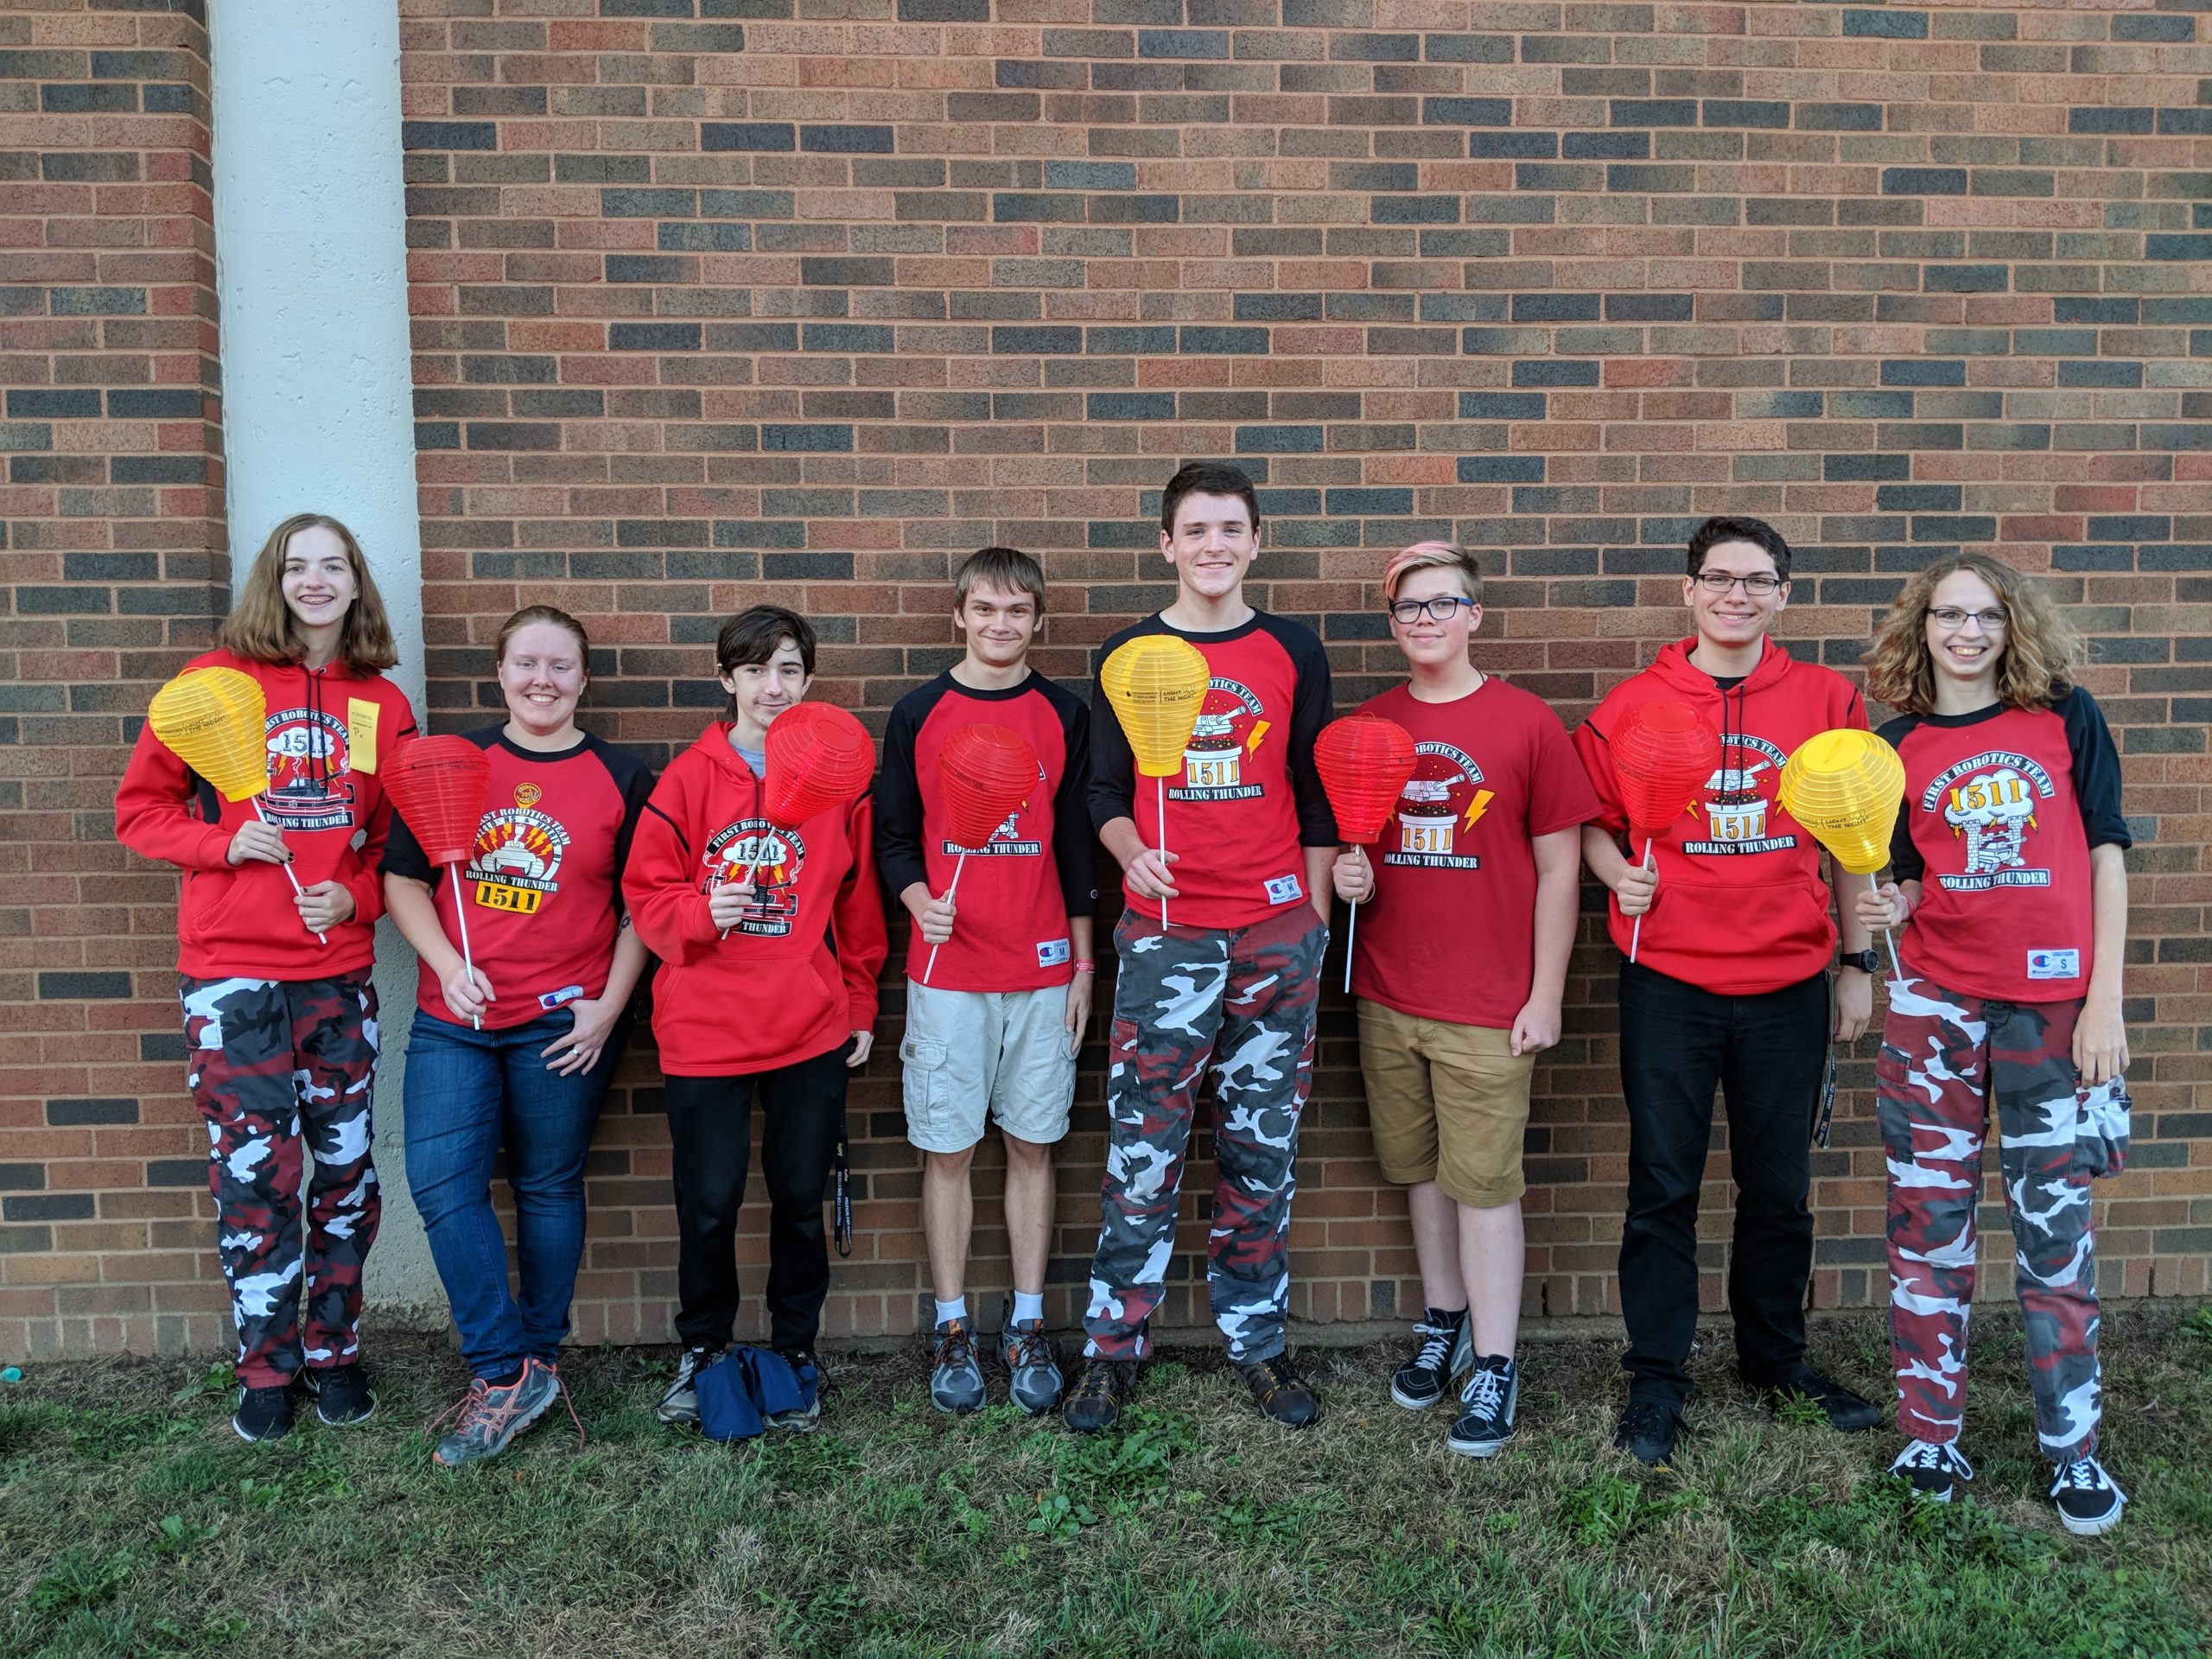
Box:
[180,867,251,951]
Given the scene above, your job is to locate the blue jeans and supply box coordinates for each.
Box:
[403,1007,622,1381]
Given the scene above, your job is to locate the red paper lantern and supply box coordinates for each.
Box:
[383,734,493,867]
[1313,715,1419,845]
[938,722,1039,851]
[762,702,875,827]
[1611,700,1720,836]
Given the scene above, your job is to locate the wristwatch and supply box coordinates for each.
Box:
[1838,950,1880,975]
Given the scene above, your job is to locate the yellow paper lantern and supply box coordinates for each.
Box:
[1100,634,1211,778]
[148,667,270,802]
[1777,728,1906,876]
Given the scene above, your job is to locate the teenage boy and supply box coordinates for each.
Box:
[1331,543,1599,1459]
[876,547,1096,1417]
[1575,516,1883,1466]
[1066,461,1338,1435]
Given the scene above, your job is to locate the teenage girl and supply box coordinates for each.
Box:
[117,512,416,1442]
[383,606,653,1466]
[1859,554,2133,1535]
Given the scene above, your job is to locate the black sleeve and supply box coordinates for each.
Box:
[1277,620,1340,846]
[1046,681,1097,917]
[595,737,658,904]
[2058,688,2132,851]
[874,694,931,899]
[379,805,438,887]
[1089,633,1139,835]
[1878,715,1924,882]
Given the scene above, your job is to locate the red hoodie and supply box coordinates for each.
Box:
[114,647,418,981]
[624,721,888,1077]
[1573,637,1866,995]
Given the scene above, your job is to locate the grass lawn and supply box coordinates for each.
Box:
[4,1304,2209,1658]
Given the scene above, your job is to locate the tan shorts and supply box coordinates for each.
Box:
[1357,998,1535,1208]
[899,979,1077,1154]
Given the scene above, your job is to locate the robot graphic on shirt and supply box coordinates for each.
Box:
[261,709,356,833]
[1173,678,1268,802]
[1382,741,1491,871]
[467,781,571,915]
[1920,750,2059,892]
[703,818,805,936]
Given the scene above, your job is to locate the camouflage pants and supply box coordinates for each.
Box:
[1878,976,2119,1462]
[1083,905,1325,1363]
[180,974,382,1387]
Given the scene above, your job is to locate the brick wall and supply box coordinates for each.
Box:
[4,0,2207,1361]
[0,0,229,1359]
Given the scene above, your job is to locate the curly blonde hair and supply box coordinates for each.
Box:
[218,512,398,674]
[1862,553,2082,715]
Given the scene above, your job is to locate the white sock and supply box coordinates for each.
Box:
[1010,1290,1045,1326]
[934,1297,968,1327]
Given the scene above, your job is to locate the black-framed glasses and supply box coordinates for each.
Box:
[1694,573,1784,596]
[1387,596,1478,624]
[1929,607,2009,632]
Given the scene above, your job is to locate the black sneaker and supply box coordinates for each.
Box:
[1389,1310,1471,1411]
[1446,1354,1518,1459]
[769,1347,823,1433]
[303,1362,375,1427]
[1062,1357,1135,1434]
[1889,1438,1974,1503]
[1236,1352,1322,1430]
[657,1344,722,1427]
[2050,1454,2126,1537]
[1758,1366,1881,1434]
[1614,1397,1681,1467]
[232,1382,294,1444]
[929,1319,986,1415]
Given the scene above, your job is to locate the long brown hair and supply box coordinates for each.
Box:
[218,512,399,674]
[1862,553,2083,715]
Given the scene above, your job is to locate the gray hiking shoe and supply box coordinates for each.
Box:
[432,1358,563,1468]
[930,1319,986,1414]
[657,1344,721,1427]
[1000,1317,1065,1415]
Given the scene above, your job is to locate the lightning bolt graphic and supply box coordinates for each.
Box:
[1462,788,1494,829]
[1245,719,1271,755]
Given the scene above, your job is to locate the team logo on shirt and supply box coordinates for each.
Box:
[938,756,1046,856]
[467,785,572,914]
[1382,743,1491,871]
[1921,751,2056,890]
[1681,735,1797,855]
[702,817,805,936]
[1170,679,1268,801]
[260,708,357,832]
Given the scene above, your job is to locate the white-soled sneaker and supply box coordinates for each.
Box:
[1889,1438,1974,1503]
[2050,1454,2126,1537]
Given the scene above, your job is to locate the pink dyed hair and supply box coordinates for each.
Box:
[1381,540,1483,604]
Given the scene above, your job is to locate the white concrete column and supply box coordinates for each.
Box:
[208,0,442,1320]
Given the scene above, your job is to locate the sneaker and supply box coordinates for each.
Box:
[1889,1438,1974,1503]
[2050,1454,2126,1537]
[1236,1352,1322,1430]
[1389,1311,1472,1411]
[657,1344,722,1427]
[304,1362,375,1427]
[1758,1366,1881,1434]
[1000,1317,1065,1415]
[929,1319,987,1415]
[1446,1354,1518,1459]
[232,1382,294,1444]
[1614,1397,1681,1467]
[1062,1357,1135,1434]
[431,1359,563,1469]
[768,1347,823,1433]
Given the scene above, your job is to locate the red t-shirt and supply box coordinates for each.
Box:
[874,671,1096,992]
[1883,690,2129,1003]
[1349,678,1602,1028]
[1090,611,1338,931]
[383,728,655,1030]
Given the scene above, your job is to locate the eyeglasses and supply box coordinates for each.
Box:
[1929,607,2009,632]
[1387,596,1478,624]
[1693,573,1784,596]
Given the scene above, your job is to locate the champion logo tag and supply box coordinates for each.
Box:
[1263,874,1303,905]
[2027,949,2081,981]
[1036,938,1071,968]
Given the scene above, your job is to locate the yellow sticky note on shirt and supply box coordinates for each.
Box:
[347,697,380,772]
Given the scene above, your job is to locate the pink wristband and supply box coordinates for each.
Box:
[1071,959,1096,972]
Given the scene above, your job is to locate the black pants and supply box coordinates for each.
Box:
[663,1047,847,1352]
[1617,960,1827,1410]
